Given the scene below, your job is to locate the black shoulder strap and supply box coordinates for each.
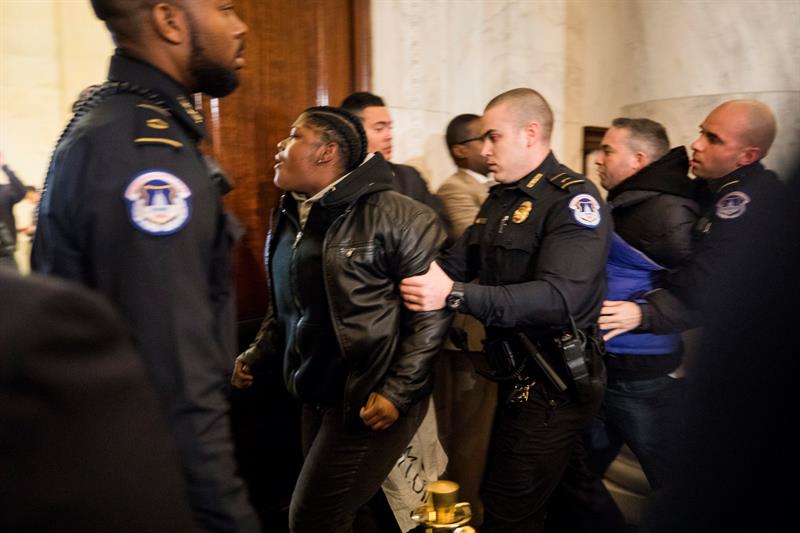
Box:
[39,82,169,205]
[548,172,585,190]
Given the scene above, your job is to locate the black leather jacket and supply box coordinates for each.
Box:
[242,154,450,420]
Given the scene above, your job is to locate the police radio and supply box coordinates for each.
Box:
[557,320,590,385]
[546,281,591,391]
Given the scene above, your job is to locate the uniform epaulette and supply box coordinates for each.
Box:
[548,172,585,190]
[134,102,183,149]
[719,179,740,192]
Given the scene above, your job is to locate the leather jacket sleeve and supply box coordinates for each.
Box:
[239,305,283,372]
[377,206,452,413]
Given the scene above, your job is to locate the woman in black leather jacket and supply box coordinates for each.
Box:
[231,106,450,533]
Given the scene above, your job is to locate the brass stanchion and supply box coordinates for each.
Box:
[411,480,474,532]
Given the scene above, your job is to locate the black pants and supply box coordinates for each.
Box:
[481,380,605,533]
[289,399,427,533]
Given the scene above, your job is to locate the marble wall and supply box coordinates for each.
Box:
[372,0,573,189]
[372,0,800,188]
[2,0,797,188]
[0,0,112,188]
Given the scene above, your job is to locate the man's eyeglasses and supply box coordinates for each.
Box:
[454,135,484,145]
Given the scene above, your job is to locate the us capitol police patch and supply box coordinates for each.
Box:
[124,171,192,235]
[568,194,601,227]
[716,191,751,219]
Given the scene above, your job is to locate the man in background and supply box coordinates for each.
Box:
[432,112,496,525]
[341,91,452,236]
[13,186,41,273]
[0,152,29,270]
[593,118,699,489]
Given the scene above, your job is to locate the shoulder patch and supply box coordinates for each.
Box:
[569,194,601,227]
[548,172,585,190]
[716,191,750,219]
[124,171,192,235]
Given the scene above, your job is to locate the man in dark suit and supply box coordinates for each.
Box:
[341,92,453,236]
[0,270,194,532]
[432,112,496,525]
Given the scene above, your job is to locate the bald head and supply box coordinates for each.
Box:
[715,100,777,156]
[485,88,554,141]
[690,99,777,179]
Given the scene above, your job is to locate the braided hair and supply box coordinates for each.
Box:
[300,106,368,173]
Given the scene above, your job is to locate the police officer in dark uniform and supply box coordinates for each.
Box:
[401,88,612,533]
[663,99,783,313]
[32,2,258,531]
[645,100,792,533]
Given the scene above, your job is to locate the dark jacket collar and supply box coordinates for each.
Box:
[108,51,207,139]
[318,152,394,208]
[707,160,775,195]
[607,147,695,203]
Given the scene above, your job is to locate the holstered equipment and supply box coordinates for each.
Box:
[479,280,605,403]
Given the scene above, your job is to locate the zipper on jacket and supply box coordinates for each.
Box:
[282,207,305,317]
[321,205,354,363]
[319,204,362,418]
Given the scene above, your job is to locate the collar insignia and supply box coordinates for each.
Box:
[177,96,204,124]
[526,173,543,189]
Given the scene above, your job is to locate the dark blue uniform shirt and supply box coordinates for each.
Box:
[32,52,259,532]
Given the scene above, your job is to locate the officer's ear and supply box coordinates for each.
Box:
[524,121,540,147]
[151,2,189,45]
[736,145,761,168]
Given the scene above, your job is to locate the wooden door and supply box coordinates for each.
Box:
[200,0,371,331]
[203,2,371,527]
